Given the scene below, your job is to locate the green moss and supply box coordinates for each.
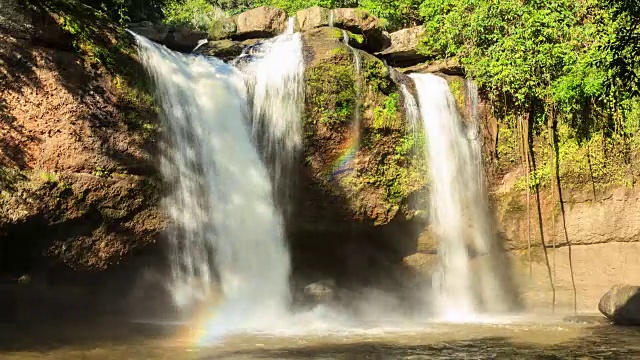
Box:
[39,171,59,184]
[330,28,344,41]
[207,17,236,40]
[330,46,351,56]
[305,53,356,125]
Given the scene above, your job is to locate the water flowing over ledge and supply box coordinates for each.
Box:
[409,73,520,319]
[130,32,291,334]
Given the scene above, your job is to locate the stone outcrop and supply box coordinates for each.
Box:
[295,6,331,31]
[378,26,427,67]
[233,6,288,40]
[331,8,389,52]
[403,59,464,76]
[287,26,426,286]
[127,22,208,52]
[1,1,164,275]
[599,285,640,325]
[495,186,640,250]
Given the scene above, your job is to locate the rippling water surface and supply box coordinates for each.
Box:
[2,316,639,359]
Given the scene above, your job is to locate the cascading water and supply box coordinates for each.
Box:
[409,73,517,319]
[130,33,291,331]
[235,17,304,212]
[400,83,420,141]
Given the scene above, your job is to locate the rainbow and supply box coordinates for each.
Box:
[330,129,361,179]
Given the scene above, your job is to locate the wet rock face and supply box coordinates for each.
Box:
[599,285,640,325]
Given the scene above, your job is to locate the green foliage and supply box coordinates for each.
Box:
[253,0,356,15]
[419,0,639,121]
[362,55,394,94]
[163,0,226,30]
[358,0,422,30]
[420,0,640,192]
[373,93,400,129]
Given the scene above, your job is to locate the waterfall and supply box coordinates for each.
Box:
[342,30,362,149]
[131,33,291,330]
[234,18,305,213]
[409,73,517,319]
[400,83,420,142]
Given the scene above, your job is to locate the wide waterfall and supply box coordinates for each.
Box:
[131,34,291,331]
[410,73,518,319]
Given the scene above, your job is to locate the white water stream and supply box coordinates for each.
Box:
[410,73,516,319]
[131,33,291,332]
[234,17,304,213]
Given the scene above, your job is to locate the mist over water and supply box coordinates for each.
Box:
[409,73,519,319]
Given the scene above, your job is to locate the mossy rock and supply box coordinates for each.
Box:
[195,39,244,61]
[208,17,237,40]
[302,29,427,224]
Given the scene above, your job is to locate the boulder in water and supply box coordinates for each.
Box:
[598,284,640,325]
[303,280,335,303]
[194,39,245,61]
[378,26,428,67]
[233,6,288,40]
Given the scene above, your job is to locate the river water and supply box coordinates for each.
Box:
[2,316,639,359]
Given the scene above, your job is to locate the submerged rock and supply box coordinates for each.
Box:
[233,6,287,40]
[194,39,245,61]
[303,280,336,303]
[563,315,611,325]
[598,285,640,325]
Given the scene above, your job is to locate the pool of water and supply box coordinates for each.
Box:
[1,316,638,359]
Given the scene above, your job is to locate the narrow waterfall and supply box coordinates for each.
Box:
[409,73,517,319]
[235,18,304,212]
[400,83,420,141]
[344,31,362,143]
[131,34,290,329]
